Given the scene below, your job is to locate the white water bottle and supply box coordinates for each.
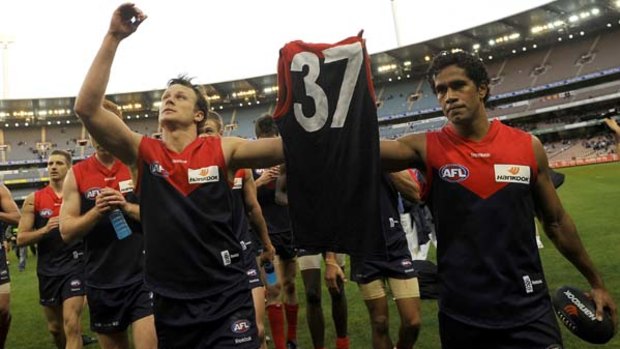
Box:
[109,209,132,240]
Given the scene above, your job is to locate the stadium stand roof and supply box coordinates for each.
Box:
[0,0,618,125]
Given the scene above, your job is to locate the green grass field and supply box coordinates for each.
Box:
[6,162,620,348]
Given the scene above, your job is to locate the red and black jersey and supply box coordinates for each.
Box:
[73,155,144,288]
[34,185,83,277]
[425,119,548,328]
[273,35,383,257]
[252,168,291,235]
[137,136,245,299]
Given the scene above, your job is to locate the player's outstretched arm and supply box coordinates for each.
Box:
[531,136,617,327]
[16,193,56,247]
[224,137,285,171]
[74,3,146,166]
[380,133,426,172]
[0,184,20,226]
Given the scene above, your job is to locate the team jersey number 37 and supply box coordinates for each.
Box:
[291,42,363,132]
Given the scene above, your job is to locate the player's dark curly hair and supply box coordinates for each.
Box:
[167,75,210,134]
[426,51,491,105]
[255,114,279,138]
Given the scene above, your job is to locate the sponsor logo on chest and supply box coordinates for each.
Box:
[188,166,219,184]
[494,164,530,184]
[233,177,243,190]
[118,179,134,194]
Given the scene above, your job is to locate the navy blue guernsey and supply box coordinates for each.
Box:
[137,136,246,299]
[73,156,144,288]
[232,169,257,261]
[273,35,384,257]
[252,168,291,235]
[379,175,406,247]
[425,120,548,328]
[34,186,84,277]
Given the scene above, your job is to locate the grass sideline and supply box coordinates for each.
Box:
[5,162,619,348]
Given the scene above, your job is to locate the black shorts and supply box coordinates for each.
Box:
[0,246,9,285]
[87,281,153,333]
[154,287,258,349]
[439,308,563,349]
[270,231,296,260]
[350,235,415,283]
[39,270,86,306]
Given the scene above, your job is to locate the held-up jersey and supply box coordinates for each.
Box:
[425,119,548,328]
[34,186,84,277]
[73,156,144,288]
[273,35,383,257]
[137,136,245,299]
[252,168,291,235]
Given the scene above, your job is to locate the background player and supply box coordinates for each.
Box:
[297,251,349,349]
[17,150,86,349]
[328,171,421,349]
[201,111,276,349]
[60,100,156,349]
[254,114,299,349]
[0,184,20,349]
[380,50,617,348]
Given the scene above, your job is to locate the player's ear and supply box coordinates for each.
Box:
[478,83,489,101]
[194,110,205,123]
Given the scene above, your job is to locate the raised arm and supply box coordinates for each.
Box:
[0,184,20,226]
[242,169,275,263]
[16,193,57,247]
[74,3,145,166]
[531,136,617,326]
[380,133,426,172]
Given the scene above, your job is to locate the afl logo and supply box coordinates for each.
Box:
[40,209,54,218]
[70,279,81,288]
[401,259,412,268]
[439,164,469,183]
[85,188,102,200]
[231,319,251,334]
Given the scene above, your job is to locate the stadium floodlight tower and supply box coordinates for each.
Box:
[0,33,15,99]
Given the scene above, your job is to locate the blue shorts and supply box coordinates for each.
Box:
[154,287,258,349]
[39,270,86,306]
[270,231,297,260]
[439,308,563,349]
[87,281,153,333]
[350,235,415,284]
[0,246,9,285]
